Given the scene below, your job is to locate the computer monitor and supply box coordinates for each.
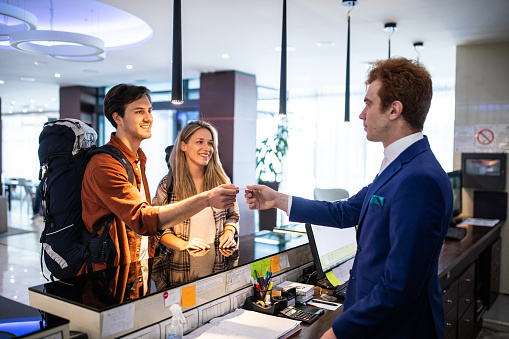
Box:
[447,170,462,219]
[305,223,357,289]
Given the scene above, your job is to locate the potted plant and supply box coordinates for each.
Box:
[255,117,289,230]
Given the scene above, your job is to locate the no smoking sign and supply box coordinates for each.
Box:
[476,128,495,146]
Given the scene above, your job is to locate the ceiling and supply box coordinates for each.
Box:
[1,0,509,115]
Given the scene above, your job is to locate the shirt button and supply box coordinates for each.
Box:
[136,249,140,252]
[357,246,361,252]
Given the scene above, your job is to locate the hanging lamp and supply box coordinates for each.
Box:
[279,0,287,115]
[342,0,357,122]
[384,22,397,58]
[171,0,183,104]
[0,2,37,41]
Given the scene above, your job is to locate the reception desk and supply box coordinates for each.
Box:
[25,223,501,338]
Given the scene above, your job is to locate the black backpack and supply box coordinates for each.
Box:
[38,118,134,280]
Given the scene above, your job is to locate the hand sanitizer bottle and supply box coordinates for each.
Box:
[168,304,185,339]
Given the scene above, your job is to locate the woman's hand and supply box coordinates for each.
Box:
[187,247,210,257]
[185,238,210,251]
[219,229,236,248]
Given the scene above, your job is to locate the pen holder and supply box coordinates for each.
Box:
[243,294,288,315]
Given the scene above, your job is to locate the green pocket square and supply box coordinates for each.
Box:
[370,195,385,206]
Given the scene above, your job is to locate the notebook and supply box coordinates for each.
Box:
[184,308,301,339]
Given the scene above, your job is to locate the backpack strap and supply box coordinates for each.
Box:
[87,144,135,185]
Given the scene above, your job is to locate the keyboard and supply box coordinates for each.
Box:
[333,281,349,298]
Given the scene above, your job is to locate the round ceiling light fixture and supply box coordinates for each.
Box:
[51,53,106,62]
[10,30,104,57]
[0,3,37,41]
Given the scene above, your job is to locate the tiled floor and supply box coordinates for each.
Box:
[1,198,509,337]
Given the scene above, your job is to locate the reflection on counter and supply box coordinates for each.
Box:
[152,244,239,291]
[29,230,309,312]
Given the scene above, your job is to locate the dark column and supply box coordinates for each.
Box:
[199,71,257,235]
[59,86,97,127]
[0,96,2,194]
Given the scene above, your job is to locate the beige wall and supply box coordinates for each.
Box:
[454,41,509,294]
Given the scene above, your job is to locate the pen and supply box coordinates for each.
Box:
[311,299,340,307]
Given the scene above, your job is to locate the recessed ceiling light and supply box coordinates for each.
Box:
[44,103,49,108]
[126,64,133,70]
[275,46,296,52]
[38,108,43,112]
[54,73,61,78]
[30,99,35,103]
[0,80,4,84]
[51,98,56,102]
[316,41,335,48]
[221,53,229,59]
[20,77,35,82]
[22,109,27,113]
[34,61,47,66]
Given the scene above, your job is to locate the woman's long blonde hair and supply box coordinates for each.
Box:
[169,120,229,201]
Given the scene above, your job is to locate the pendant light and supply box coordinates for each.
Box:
[0,2,37,41]
[342,0,357,122]
[171,0,183,104]
[384,22,397,58]
[413,41,424,62]
[279,0,287,115]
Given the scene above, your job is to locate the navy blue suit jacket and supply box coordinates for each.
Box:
[290,137,453,338]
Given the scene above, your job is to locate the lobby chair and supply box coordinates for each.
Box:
[18,178,35,216]
[314,188,349,202]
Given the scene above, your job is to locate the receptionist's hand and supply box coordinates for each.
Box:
[320,328,337,339]
[219,229,236,248]
[185,238,210,251]
[244,184,288,213]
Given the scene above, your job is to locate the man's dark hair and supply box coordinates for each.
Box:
[103,84,152,128]
[366,57,432,131]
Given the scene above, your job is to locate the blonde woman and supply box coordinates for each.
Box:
[153,121,239,255]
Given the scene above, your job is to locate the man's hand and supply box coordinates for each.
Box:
[244,184,288,213]
[185,238,210,251]
[205,184,238,209]
[219,229,236,248]
[320,328,337,339]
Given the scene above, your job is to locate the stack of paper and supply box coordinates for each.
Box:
[184,308,301,339]
[277,281,315,304]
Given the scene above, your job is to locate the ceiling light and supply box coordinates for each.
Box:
[51,53,105,62]
[0,3,37,41]
[126,64,133,69]
[413,41,424,50]
[343,0,357,122]
[54,73,61,78]
[221,53,229,59]
[384,22,398,58]
[316,41,335,47]
[10,30,104,57]
[383,22,398,32]
[0,80,4,85]
[171,0,183,104]
[20,77,35,82]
